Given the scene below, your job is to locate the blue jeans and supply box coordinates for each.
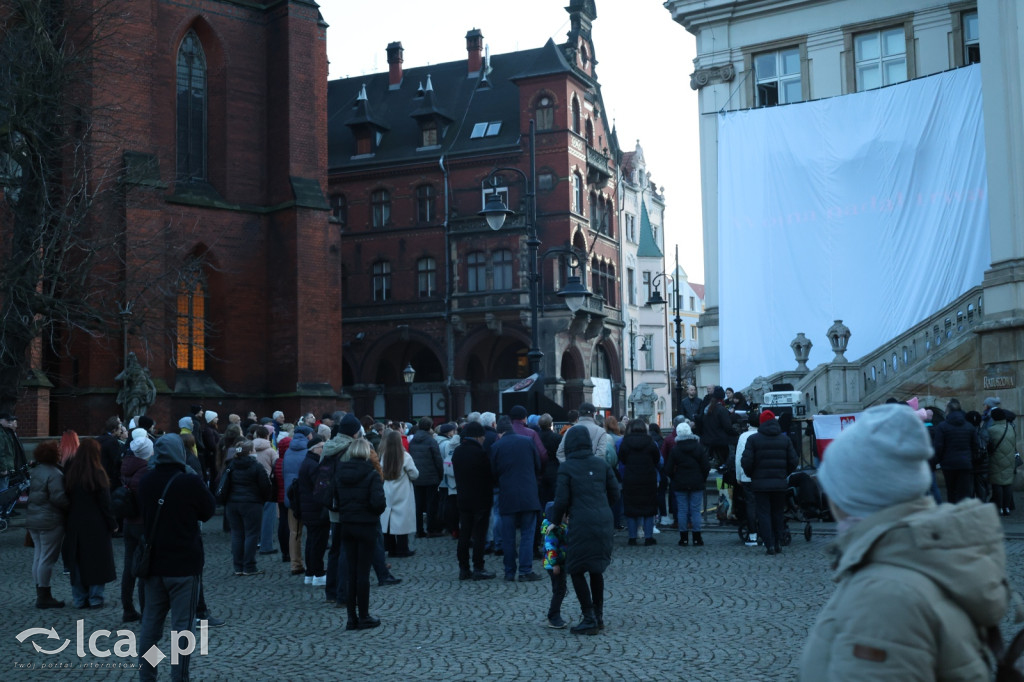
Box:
[626,516,655,539]
[227,502,262,573]
[138,574,200,682]
[675,491,704,532]
[487,492,501,548]
[70,564,105,607]
[500,511,537,577]
[259,501,277,551]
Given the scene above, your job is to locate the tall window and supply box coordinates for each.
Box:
[467,251,487,292]
[855,27,907,91]
[176,31,207,182]
[591,345,610,378]
[330,194,347,227]
[372,261,391,301]
[175,264,207,371]
[625,214,636,243]
[963,11,980,64]
[417,257,436,298]
[535,96,554,130]
[691,325,698,341]
[627,268,636,306]
[371,189,390,227]
[571,98,580,134]
[585,119,594,146]
[605,264,616,307]
[492,250,513,290]
[754,47,801,106]
[642,271,652,303]
[573,172,583,213]
[643,334,655,369]
[416,185,435,224]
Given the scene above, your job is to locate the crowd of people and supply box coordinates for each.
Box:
[4,385,1020,678]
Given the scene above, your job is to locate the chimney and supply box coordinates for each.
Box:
[466,29,484,75]
[386,41,404,89]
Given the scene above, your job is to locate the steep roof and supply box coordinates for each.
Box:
[690,283,705,301]
[328,45,552,170]
[636,199,663,258]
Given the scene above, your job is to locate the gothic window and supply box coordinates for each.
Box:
[176,31,207,182]
[176,262,207,371]
[591,345,611,378]
[535,96,554,130]
[585,119,594,146]
[571,97,581,134]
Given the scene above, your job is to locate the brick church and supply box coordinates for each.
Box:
[330,0,626,420]
[0,0,340,436]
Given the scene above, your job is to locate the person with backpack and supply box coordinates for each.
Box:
[222,439,272,576]
[800,404,1010,679]
[297,433,328,586]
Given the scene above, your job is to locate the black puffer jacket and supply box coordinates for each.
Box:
[335,459,386,526]
[618,432,661,517]
[741,419,798,492]
[298,450,327,523]
[700,404,734,449]
[933,410,979,472]
[225,456,272,504]
[408,430,444,487]
[667,435,710,492]
[548,425,619,575]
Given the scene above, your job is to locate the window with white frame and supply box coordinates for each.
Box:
[625,214,636,243]
[691,325,697,341]
[573,172,583,213]
[642,271,652,303]
[754,47,802,106]
[417,257,436,298]
[481,185,508,212]
[643,334,655,369]
[963,11,980,64]
[854,27,907,91]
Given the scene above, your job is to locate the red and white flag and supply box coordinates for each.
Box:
[812,413,862,460]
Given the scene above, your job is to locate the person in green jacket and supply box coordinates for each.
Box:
[987,408,1017,516]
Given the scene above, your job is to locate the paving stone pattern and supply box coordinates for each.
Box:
[3,513,1024,681]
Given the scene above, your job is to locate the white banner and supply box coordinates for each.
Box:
[718,65,989,386]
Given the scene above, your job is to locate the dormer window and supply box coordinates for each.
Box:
[421,120,438,147]
[356,132,372,156]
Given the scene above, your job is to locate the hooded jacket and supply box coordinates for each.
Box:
[408,429,444,488]
[987,419,1017,487]
[800,497,1008,680]
[933,410,979,471]
[137,434,216,577]
[617,432,661,517]
[741,419,798,492]
[323,432,355,524]
[225,455,272,505]
[548,425,619,574]
[667,433,710,492]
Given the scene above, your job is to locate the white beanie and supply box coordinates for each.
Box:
[819,404,934,518]
[676,422,693,438]
[131,427,148,442]
[130,436,154,460]
[205,410,218,424]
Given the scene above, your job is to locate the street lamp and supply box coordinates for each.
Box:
[479,118,592,380]
[628,319,648,418]
[646,244,684,418]
[402,363,415,422]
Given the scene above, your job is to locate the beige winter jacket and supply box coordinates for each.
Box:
[799,497,1009,681]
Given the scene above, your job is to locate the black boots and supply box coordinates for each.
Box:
[36,586,65,609]
[692,532,704,546]
[678,532,689,546]
[570,609,600,636]
[595,605,605,631]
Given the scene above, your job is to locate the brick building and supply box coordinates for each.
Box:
[330,0,626,420]
[0,0,339,435]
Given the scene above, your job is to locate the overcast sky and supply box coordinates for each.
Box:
[318,0,705,283]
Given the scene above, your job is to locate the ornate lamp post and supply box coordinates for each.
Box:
[646,245,684,418]
[479,118,592,409]
[402,363,415,423]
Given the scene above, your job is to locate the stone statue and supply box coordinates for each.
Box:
[116,352,157,419]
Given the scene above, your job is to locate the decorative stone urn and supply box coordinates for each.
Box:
[790,332,812,372]
[827,319,851,363]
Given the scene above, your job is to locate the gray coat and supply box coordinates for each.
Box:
[24,464,69,531]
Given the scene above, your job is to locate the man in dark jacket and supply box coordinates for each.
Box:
[137,434,216,682]
[741,410,798,556]
[490,420,542,581]
[297,434,328,585]
[409,418,444,537]
[681,385,702,422]
[451,422,496,581]
[933,399,979,503]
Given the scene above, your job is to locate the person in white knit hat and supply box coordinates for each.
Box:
[800,404,1010,679]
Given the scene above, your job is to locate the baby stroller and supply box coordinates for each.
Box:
[785,469,832,542]
[0,465,30,532]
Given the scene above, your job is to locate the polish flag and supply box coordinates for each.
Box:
[812,413,862,460]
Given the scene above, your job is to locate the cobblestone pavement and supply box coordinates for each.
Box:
[2,511,1024,681]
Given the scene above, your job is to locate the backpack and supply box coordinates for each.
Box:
[311,457,339,512]
[286,478,301,518]
[110,485,139,518]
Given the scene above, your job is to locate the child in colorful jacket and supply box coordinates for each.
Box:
[542,500,568,629]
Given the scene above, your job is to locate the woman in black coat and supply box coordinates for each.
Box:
[548,425,619,636]
[223,439,272,576]
[64,439,117,609]
[666,422,710,546]
[336,439,387,630]
[617,419,661,546]
[699,386,733,467]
